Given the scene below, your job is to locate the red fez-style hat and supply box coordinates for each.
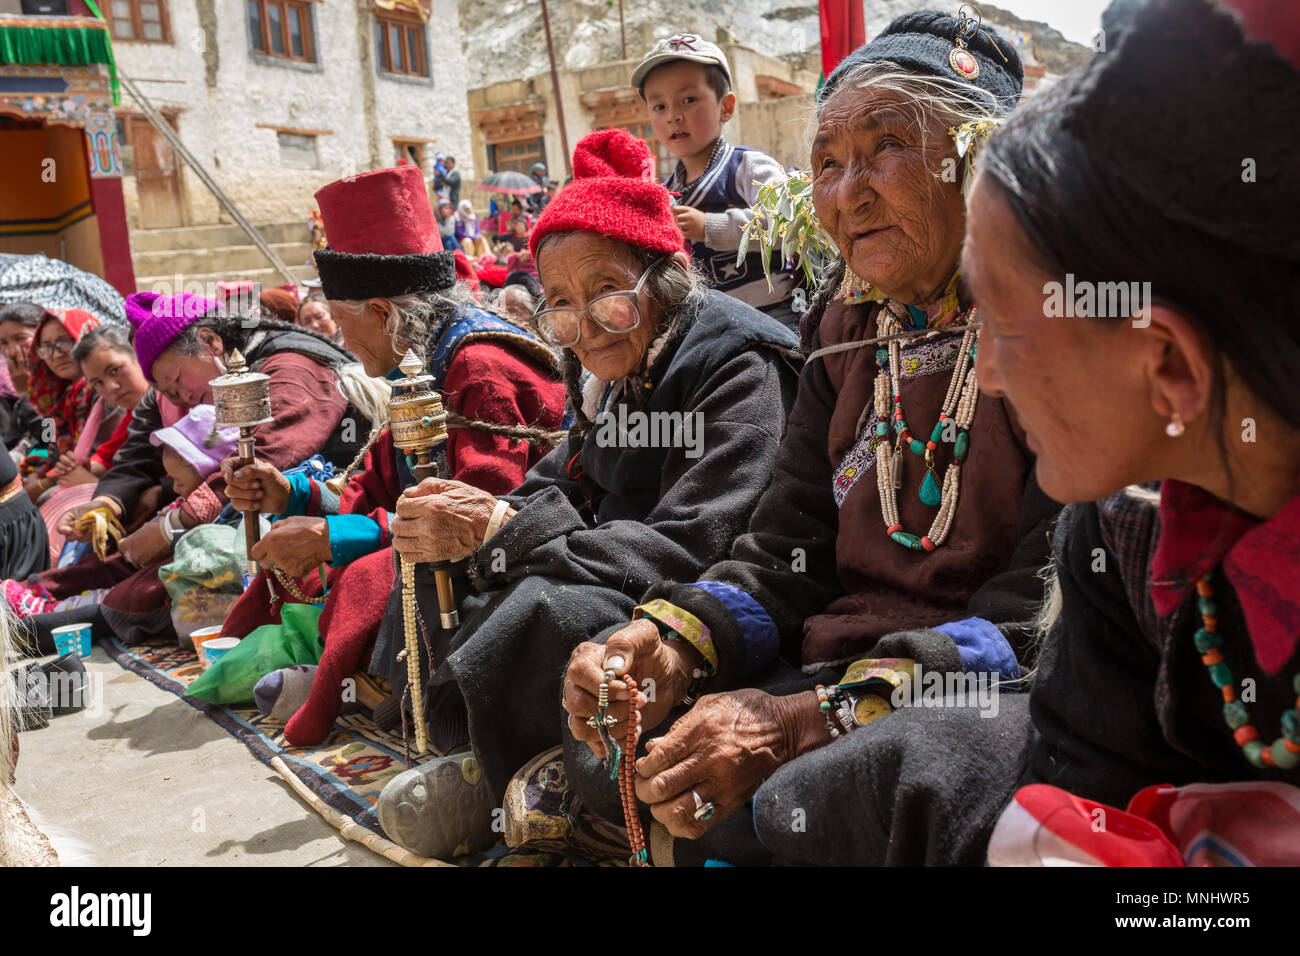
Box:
[313,164,456,300]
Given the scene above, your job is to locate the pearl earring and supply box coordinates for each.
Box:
[1166,411,1185,437]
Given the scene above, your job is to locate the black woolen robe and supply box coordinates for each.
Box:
[369,290,802,798]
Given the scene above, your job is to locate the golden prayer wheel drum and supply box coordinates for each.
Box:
[388,349,447,458]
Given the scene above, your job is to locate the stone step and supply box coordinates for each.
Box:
[128,221,308,252]
[133,265,317,296]
[131,241,315,279]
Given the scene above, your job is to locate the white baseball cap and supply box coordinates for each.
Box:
[632,33,732,91]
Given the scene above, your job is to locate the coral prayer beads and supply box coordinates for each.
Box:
[604,669,650,866]
[1194,575,1300,770]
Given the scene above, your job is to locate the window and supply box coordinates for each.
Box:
[248,0,316,62]
[393,140,425,167]
[277,131,318,169]
[374,10,428,77]
[487,137,545,175]
[108,0,170,43]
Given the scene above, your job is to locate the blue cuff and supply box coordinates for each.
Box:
[325,514,383,567]
[933,617,1019,682]
[283,472,314,517]
[686,581,779,677]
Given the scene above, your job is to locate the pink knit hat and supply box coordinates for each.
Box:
[125,291,218,382]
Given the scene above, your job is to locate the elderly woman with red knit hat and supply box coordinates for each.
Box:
[369,128,801,861]
[217,163,566,746]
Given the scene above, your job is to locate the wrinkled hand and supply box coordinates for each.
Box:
[564,619,694,759]
[673,205,707,242]
[221,457,291,515]
[390,477,501,564]
[118,520,171,568]
[634,689,799,838]
[251,516,331,578]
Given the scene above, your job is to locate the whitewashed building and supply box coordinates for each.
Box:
[106,0,471,245]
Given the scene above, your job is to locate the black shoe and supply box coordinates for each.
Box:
[10,663,51,731]
[41,652,87,714]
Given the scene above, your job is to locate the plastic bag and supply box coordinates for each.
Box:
[185,601,324,705]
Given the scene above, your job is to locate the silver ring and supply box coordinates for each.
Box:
[691,789,716,822]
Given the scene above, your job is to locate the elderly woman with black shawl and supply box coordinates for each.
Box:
[558,10,1061,866]
[616,0,1300,867]
[372,128,802,860]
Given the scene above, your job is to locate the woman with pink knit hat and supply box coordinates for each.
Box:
[20,289,381,648]
[372,127,801,860]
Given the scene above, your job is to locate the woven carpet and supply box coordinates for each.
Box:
[101,636,613,866]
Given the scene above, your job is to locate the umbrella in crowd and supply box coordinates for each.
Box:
[475,170,544,194]
[0,253,126,328]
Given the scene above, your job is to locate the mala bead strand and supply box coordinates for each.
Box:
[399,555,428,755]
[615,670,649,866]
[1194,574,1300,770]
[272,568,328,606]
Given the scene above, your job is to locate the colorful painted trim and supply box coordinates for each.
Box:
[633,598,718,673]
[687,580,779,677]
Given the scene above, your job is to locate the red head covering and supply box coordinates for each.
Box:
[25,308,100,469]
[315,164,438,256]
[529,128,685,262]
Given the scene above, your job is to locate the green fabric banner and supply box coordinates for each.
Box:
[0,16,119,105]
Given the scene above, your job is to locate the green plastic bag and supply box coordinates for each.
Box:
[185,602,324,706]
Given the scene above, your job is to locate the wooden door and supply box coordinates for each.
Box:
[128,115,184,228]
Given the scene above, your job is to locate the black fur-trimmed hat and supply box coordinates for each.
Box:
[313,164,458,300]
[821,9,1024,113]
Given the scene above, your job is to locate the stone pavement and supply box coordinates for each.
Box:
[12,647,393,867]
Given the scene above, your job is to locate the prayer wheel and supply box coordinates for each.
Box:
[210,349,273,577]
[389,349,457,756]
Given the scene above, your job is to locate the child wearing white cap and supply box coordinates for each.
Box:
[633,33,802,329]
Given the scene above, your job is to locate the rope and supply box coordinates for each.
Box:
[445,410,567,447]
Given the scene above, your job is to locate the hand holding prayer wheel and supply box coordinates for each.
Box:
[390,477,514,565]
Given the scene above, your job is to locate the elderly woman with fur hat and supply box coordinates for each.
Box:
[218,163,566,746]
[556,9,1062,866]
[371,128,802,861]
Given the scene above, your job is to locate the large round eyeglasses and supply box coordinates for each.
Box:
[531,260,660,349]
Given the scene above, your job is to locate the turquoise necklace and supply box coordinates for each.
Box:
[1193,573,1300,769]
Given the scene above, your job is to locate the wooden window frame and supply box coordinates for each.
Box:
[249,0,317,64]
[374,9,429,78]
[107,0,172,44]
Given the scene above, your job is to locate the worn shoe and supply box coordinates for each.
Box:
[377,751,497,860]
[41,652,87,715]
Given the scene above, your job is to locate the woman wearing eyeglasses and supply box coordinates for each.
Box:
[19,309,125,504]
[371,128,801,860]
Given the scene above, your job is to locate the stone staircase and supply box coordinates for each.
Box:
[129,221,317,293]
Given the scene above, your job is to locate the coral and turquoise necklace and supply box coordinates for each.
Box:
[1193,573,1300,769]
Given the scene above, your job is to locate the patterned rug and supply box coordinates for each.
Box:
[101,636,615,867]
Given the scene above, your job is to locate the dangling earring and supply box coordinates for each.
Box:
[839,263,870,304]
[1166,411,1186,437]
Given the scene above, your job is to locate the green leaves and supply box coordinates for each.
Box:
[737,172,837,291]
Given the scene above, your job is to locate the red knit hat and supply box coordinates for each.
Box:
[313,164,456,300]
[529,129,684,262]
